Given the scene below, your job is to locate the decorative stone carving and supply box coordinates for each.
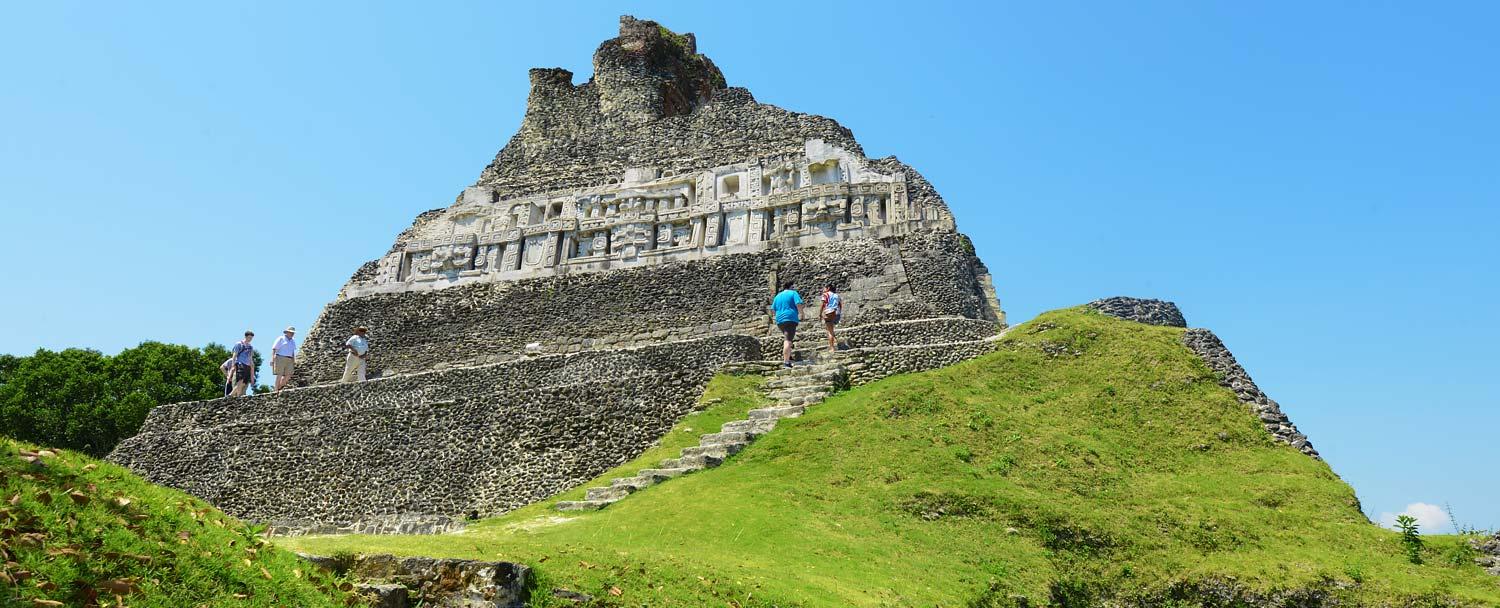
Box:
[704,213,722,247]
[348,138,955,297]
[373,253,403,284]
[500,241,520,271]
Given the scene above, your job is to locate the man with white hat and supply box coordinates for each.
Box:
[270,326,298,391]
[342,326,370,383]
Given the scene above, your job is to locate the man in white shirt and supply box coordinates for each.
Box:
[342,326,370,383]
[270,326,298,391]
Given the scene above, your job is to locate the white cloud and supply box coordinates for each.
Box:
[1377,502,1452,534]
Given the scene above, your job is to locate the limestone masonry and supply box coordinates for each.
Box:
[110,18,1323,539]
[110,16,1006,533]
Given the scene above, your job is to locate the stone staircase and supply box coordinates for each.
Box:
[556,359,847,512]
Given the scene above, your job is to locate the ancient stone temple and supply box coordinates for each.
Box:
[110,16,1006,534]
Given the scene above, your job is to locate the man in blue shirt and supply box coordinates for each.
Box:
[771,281,803,368]
[228,330,255,397]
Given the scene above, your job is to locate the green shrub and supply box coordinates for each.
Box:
[1396,515,1424,565]
[0,341,248,456]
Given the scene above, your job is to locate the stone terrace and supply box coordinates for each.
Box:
[111,335,760,535]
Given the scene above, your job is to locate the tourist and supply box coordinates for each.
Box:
[219,356,234,397]
[820,284,843,353]
[270,326,297,391]
[228,330,255,397]
[342,326,370,383]
[771,281,802,368]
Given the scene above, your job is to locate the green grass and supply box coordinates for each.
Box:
[0,438,353,607]
[284,308,1500,606]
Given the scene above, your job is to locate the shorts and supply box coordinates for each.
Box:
[822,312,840,325]
[272,355,295,376]
[778,321,798,341]
[233,363,254,385]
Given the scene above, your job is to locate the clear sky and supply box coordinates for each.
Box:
[2,2,1496,531]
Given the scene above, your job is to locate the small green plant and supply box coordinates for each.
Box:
[1396,515,1424,565]
[329,550,359,578]
[987,454,1017,476]
[1443,541,1478,567]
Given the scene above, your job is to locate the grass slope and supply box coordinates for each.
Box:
[0,438,353,607]
[287,308,1500,606]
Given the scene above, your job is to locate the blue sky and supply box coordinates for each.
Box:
[2,2,1496,531]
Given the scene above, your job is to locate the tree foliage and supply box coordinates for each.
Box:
[0,341,249,456]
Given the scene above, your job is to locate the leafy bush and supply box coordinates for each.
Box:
[0,341,249,456]
[1396,515,1424,565]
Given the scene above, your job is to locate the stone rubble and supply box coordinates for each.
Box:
[1181,328,1319,458]
[1473,533,1500,575]
[302,552,530,608]
[1087,296,1187,328]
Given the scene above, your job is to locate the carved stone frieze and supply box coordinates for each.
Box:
[347,140,950,296]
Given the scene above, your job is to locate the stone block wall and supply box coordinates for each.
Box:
[1088,296,1187,328]
[296,233,997,385]
[757,317,998,355]
[110,336,761,533]
[837,338,1000,386]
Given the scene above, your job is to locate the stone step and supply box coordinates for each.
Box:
[699,431,757,445]
[763,372,842,389]
[680,442,747,459]
[610,476,654,491]
[748,405,805,420]
[585,486,632,502]
[772,365,841,378]
[721,418,777,434]
[637,467,692,481]
[767,385,831,400]
[775,393,832,407]
[677,452,725,469]
[556,500,613,512]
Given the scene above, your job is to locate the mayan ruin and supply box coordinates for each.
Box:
[109,16,1009,535]
[6,7,1495,606]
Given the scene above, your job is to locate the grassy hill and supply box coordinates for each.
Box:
[283,307,1499,606]
[0,438,353,607]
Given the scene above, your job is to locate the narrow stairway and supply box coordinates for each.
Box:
[556,359,847,512]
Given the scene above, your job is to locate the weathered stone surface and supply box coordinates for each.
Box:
[298,231,1000,386]
[835,336,1001,386]
[111,15,1009,535]
[1474,533,1500,575]
[1181,328,1319,458]
[110,336,760,532]
[308,553,529,608]
[356,583,409,608]
[1088,296,1187,327]
[306,15,1004,385]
